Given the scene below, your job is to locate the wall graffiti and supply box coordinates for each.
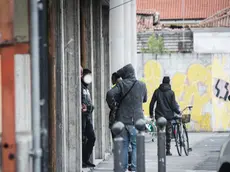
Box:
[142,56,230,131]
[214,78,230,101]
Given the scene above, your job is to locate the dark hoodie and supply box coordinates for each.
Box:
[106,64,147,125]
[149,83,180,120]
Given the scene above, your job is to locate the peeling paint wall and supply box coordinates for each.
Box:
[138,53,230,131]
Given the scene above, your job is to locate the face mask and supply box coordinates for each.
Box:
[83,74,92,84]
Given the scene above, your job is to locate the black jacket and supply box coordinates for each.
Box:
[106,64,147,125]
[81,83,94,117]
[149,83,180,120]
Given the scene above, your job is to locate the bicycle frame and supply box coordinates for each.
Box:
[172,105,193,156]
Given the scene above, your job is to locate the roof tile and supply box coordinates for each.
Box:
[137,0,230,19]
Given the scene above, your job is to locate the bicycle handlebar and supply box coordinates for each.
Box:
[172,105,193,121]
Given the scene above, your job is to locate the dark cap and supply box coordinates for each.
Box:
[111,72,120,85]
[162,76,170,84]
[83,68,92,76]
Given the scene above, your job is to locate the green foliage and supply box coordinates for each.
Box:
[141,34,167,54]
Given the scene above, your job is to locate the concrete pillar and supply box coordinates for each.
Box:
[92,0,106,159]
[130,0,138,76]
[102,5,112,154]
[81,0,93,69]
[124,0,132,65]
[56,0,82,172]
[110,0,125,73]
[110,0,137,73]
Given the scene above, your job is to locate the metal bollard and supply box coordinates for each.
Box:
[156,117,167,172]
[135,119,146,172]
[112,122,125,172]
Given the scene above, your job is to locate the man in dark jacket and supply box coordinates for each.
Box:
[149,76,180,156]
[81,68,96,168]
[106,64,147,172]
[108,72,133,171]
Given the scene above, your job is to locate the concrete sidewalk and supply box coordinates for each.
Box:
[87,132,228,172]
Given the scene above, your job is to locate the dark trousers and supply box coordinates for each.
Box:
[82,116,96,163]
[166,120,172,151]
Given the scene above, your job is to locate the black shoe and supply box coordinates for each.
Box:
[82,162,87,168]
[128,165,132,171]
[166,151,172,156]
[85,161,96,167]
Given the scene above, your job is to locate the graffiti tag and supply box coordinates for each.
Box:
[214,78,230,101]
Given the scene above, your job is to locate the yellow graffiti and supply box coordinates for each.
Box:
[143,56,230,131]
[142,60,162,116]
[212,56,230,131]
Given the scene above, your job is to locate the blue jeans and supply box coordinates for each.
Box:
[122,125,137,171]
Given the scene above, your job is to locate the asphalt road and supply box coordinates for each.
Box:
[86,132,229,172]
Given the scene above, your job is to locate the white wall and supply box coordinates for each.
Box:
[193,28,230,53]
[15,54,31,133]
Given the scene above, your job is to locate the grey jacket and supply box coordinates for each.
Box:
[106,64,147,125]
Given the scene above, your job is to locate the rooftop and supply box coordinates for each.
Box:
[137,0,230,20]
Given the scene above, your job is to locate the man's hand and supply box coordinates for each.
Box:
[82,104,87,112]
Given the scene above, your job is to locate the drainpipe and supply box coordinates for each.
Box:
[29,0,42,172]
[38,0,49,172]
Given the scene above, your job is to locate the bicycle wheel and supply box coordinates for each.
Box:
[182,124,190,156]
[173,124,182,156]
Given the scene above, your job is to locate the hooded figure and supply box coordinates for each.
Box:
[149,76,180,120]
[107,64,147,125]
[106,64,147,171]
[149,76,180,156]
[81,68,96,168]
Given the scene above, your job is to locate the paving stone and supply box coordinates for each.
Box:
[89,133,229,172]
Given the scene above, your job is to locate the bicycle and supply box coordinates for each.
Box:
[171,105,193,156]
[144,117,157,142]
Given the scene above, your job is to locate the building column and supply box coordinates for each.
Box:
[102,5,112,154]
[124,0,132,65]
[130,0,138,76]
[110,0,137,74]
[56,0,82,171]
[92,0,106,159]
[109,0,125,73]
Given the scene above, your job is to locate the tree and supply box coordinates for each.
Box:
[141,34,167,54]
